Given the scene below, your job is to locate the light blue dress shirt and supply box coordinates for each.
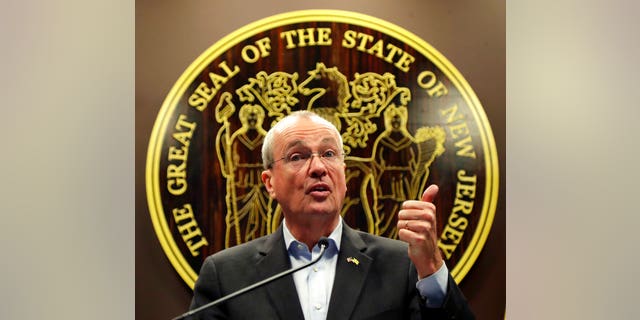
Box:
[282,217,448,320]
[283,218,341,320]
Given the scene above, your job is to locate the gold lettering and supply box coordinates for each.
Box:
[167,175,187,195]
[255,37,272,57]
[316,28,332,45]
[447,213,468,229]
[355,32,374,51]
[417,71,448,97]
[241,45,260,62]
[172,115,196,146]
[167,162,187,195]
[280,28,332,49]
[172,131,191,147]
[438,242,457,260]
[441,105,476,159]
[208,72,227,90]
[454,136,476,158]
[187,94,207,112]
[441,104,464,123]
[194,82,214,103]
[438,224,464,259]
[441,224,465,243]
[452,170,477,214]
[166,114,196,196]
[457,170,477,189]
[438,170,477,258]
[366,39,385,58]
[173,204,194,223]
[241,37,272,63]
[168,146,187,161]
[384,43,402,63]
[175,114,196,131]
[167,163,186,179]
[177,219,200,241]
[188,61,239,111]
[341,30,415,72]
[341,30,357,48]
[172,204,209,256]
[218,60,240,78]
[280,30,297,49]
[394,51,415,73]
[449,122,470,139]
[296,28,316,47]
[452,196,474,215]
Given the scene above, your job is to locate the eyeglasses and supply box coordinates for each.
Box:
[269,150,344,170]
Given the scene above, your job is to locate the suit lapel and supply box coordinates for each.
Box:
[326,225,371,320]
[255,227,305,319]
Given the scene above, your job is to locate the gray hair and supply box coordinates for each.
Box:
[261,111,343,169]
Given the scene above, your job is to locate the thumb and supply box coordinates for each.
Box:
[421,184,439,203]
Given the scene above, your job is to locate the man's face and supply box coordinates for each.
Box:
[261,117,347,223]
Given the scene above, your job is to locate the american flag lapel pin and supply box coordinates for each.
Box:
[346,257,360,266]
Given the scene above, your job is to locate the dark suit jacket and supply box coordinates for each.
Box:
[190,224,474,319]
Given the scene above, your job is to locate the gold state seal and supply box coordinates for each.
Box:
[146,9,499,289]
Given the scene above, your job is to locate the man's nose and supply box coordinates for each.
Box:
[307,154,328,177]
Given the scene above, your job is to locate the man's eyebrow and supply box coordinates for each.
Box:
[283,137,338,150]
[284,140,306,151]
[321,137,338,145]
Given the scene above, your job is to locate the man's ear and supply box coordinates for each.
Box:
[261,170,276,198]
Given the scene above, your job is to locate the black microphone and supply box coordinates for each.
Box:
[172,237,331,320]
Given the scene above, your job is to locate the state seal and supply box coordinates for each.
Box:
[146,9,499,289]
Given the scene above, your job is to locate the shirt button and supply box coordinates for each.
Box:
[313,267,318,272]
[314,304,322,310]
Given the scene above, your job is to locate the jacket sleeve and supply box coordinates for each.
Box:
[419,274,475,320]
[188,256,228,319]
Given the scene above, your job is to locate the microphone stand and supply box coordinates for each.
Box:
[172,239,330,320]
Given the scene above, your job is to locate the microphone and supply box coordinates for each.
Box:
[172,237,331,320]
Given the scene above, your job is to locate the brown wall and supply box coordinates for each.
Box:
[135,1,505,319]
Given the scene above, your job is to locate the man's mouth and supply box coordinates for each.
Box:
[308,183,330,194]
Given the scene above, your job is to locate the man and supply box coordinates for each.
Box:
[189,111,474,319]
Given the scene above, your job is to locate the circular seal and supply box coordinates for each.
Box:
[146,9,499,289]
